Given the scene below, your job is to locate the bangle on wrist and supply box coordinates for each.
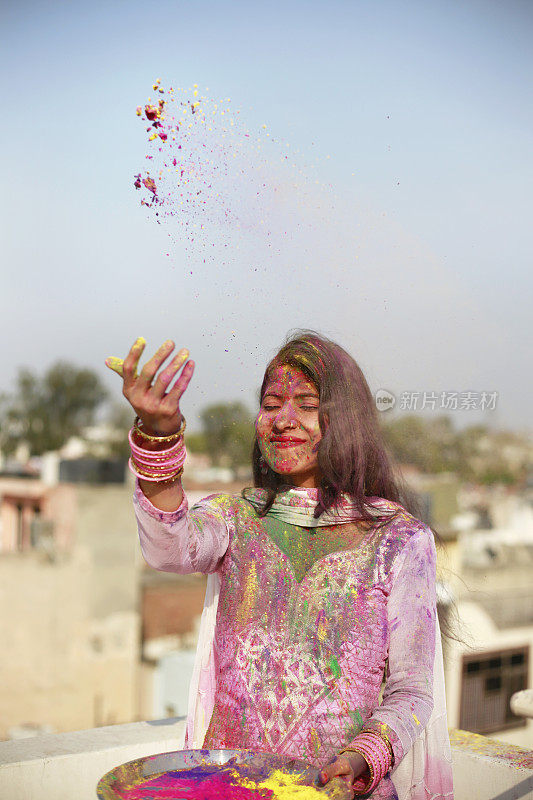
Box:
[132,461,184,483]
[360,727,394,767]
[134,415,186,443]
[128,421,187,484]
[340,730,392,795]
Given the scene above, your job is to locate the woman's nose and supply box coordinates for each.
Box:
[273,405,297,430]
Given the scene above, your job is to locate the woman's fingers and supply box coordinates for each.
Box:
[164,359,195,406]
[105,339,193,431]
[122,337,146,390]
[106,337,144,381]
[105,357,125,378]
[319,756,355,792]
[137,339,175,390]
[151,348,190,399]
[105,356,139,380]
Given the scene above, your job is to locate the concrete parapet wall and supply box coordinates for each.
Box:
[450,729,533,800]
[1,724,533,800]
[0,718,186,800]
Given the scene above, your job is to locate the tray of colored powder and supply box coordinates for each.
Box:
[96,748,352,799]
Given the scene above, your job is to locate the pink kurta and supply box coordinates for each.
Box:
[134,486,453,799]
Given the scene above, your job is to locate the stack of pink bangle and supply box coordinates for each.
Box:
[128,423,186,484]
[344,731,393,795]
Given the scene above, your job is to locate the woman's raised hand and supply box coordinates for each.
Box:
[105,337,195,436]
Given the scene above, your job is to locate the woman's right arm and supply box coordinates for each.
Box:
[105,337,229,573]
[134,484,229,574]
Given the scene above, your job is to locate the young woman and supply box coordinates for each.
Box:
[106,332,453,800]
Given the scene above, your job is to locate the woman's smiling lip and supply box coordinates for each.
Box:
[270,435,307,447]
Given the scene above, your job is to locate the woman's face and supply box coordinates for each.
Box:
[255,364,322,488]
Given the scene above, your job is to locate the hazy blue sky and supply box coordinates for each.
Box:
[2,0,531,431]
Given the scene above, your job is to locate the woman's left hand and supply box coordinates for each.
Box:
[319,751,368,798]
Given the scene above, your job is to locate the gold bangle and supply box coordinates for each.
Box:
[132,461,184,483]
[138,470,183,485]
[134,416,186,442]
[339,748,373,794]
[131,457,181,476]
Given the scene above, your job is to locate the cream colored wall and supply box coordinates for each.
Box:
[74,485,141,618]
[44,484,77,551]
[0,545,140,738]
[138,661,156,721]
[0,482,142,740]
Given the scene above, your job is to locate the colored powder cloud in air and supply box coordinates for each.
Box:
[133,79,331,264]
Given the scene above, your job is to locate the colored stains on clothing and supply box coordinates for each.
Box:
[134,486,450,793]
[263,516,367,583]
[309,728,321,759]
[203,496,400,764]
[238,561,259,625]
[329,655,342,679]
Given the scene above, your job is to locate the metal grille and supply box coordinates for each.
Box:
[459,647,529,734]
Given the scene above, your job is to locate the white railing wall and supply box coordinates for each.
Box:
[0,722,532,800]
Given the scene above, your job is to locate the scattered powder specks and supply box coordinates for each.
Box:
[132,80,332,265]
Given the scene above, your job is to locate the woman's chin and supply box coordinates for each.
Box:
[268,461,301,476]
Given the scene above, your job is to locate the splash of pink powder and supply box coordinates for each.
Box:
[120,772,273,800]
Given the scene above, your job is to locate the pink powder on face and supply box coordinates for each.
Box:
[256,365,321,482]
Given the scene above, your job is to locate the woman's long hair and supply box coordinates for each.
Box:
[249,330,421,523]
[247,330,462,642]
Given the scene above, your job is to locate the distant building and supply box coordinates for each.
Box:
[403,469,460,538]
[439,494,533,748]
[0,475,140,740]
